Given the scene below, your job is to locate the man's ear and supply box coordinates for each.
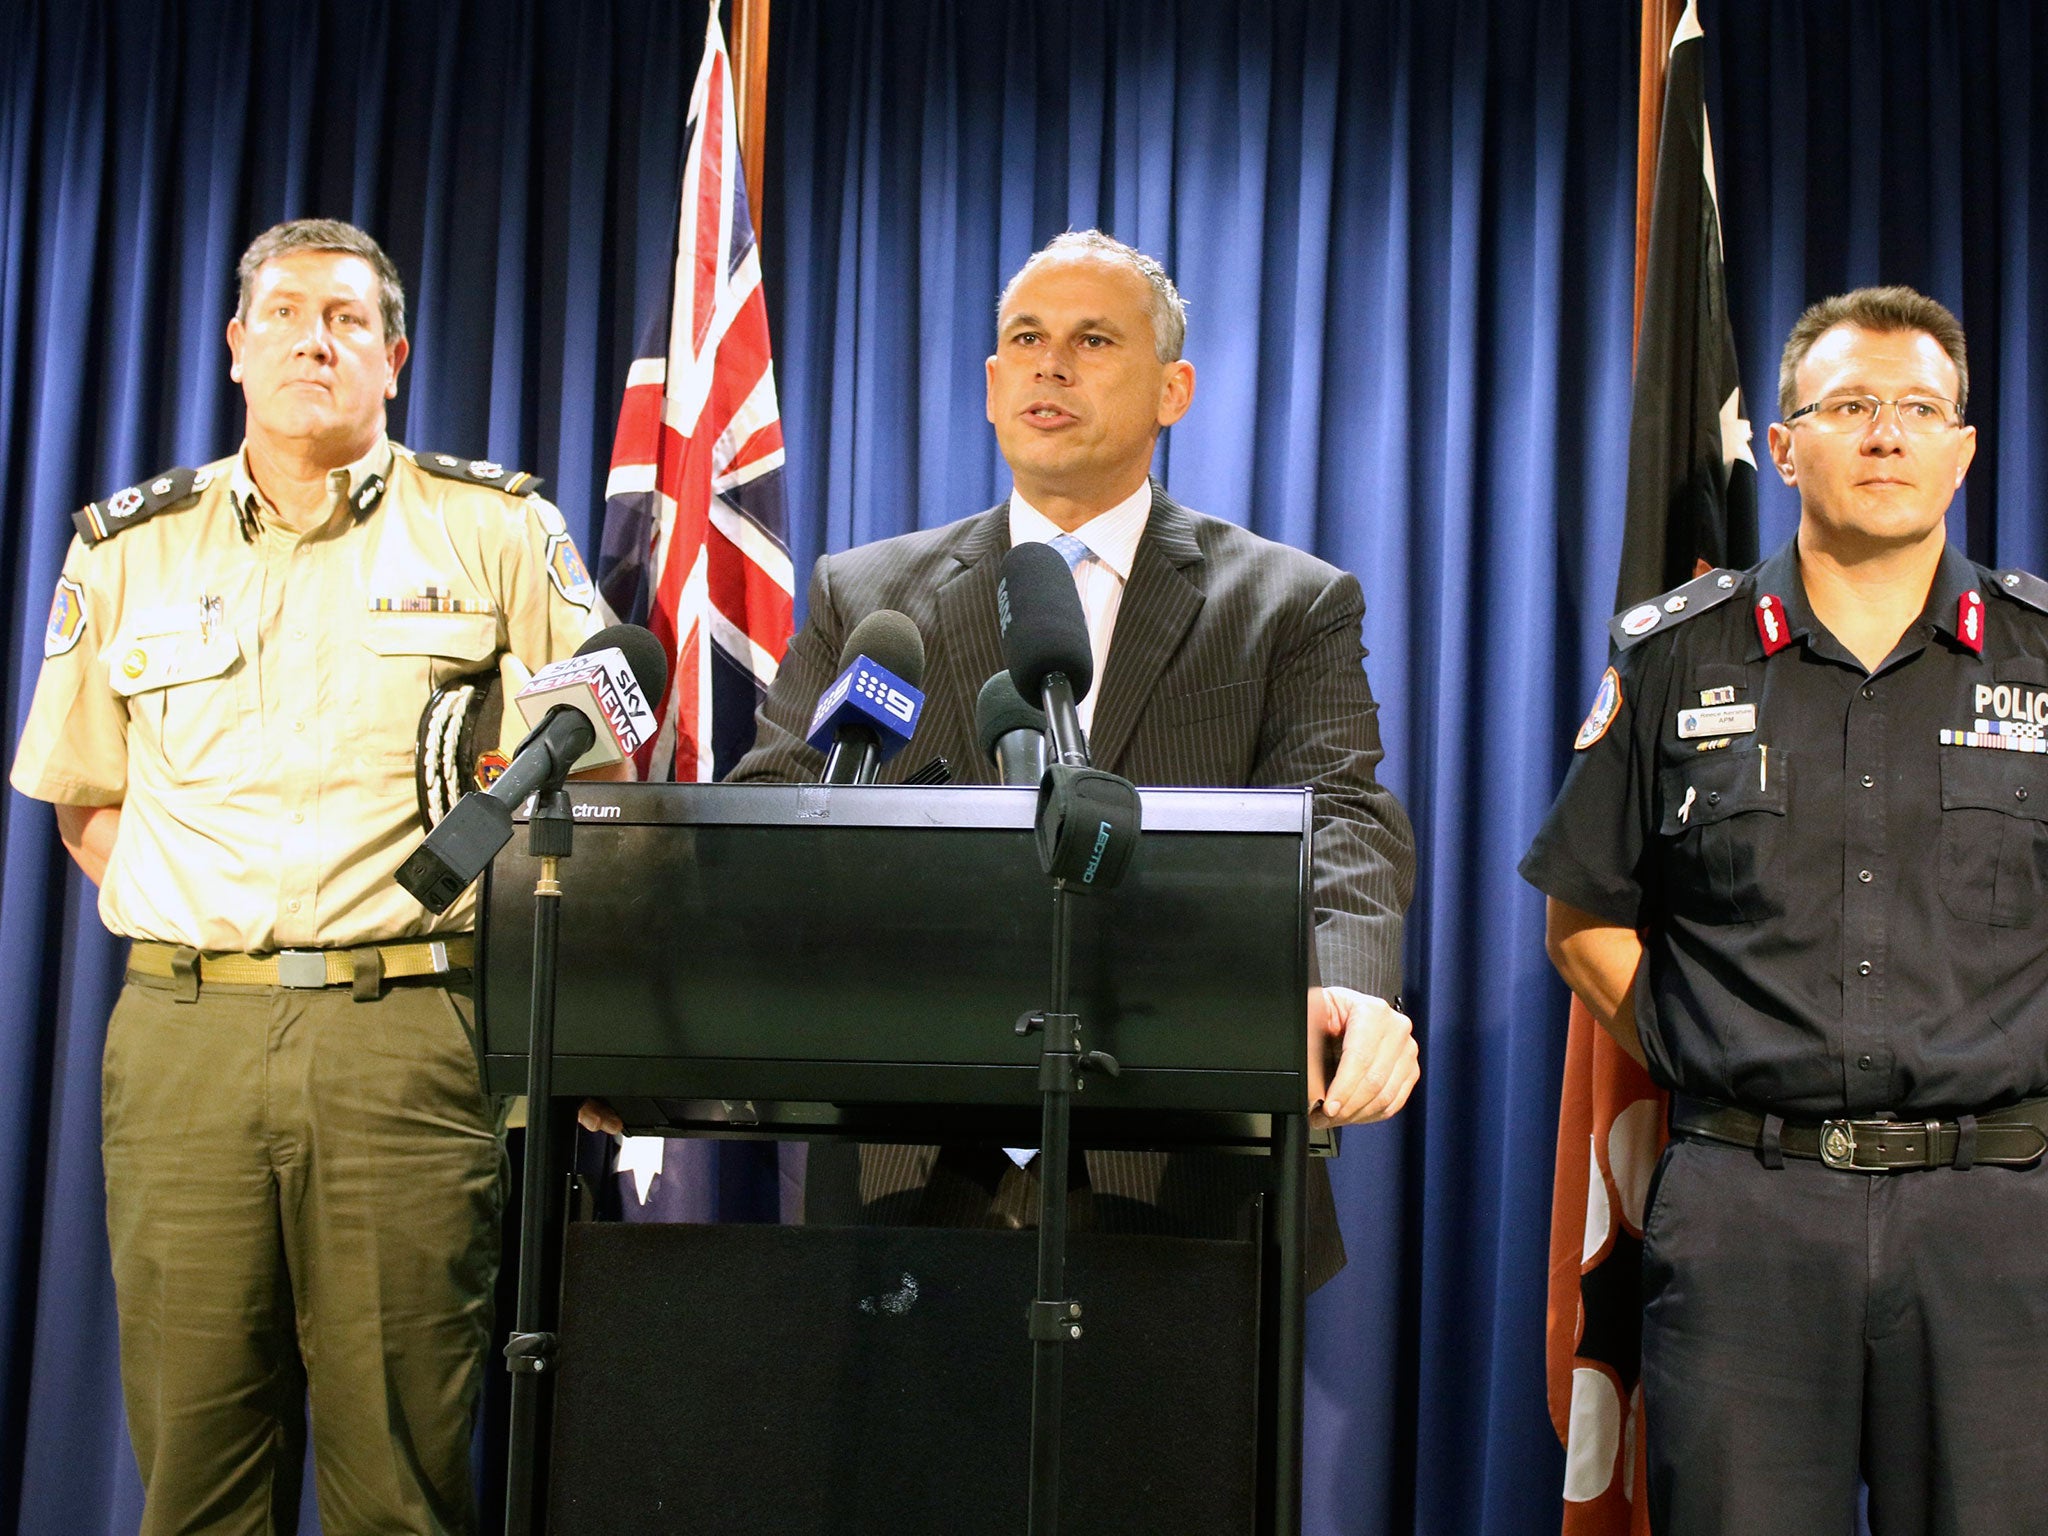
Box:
[1156,359,1195,429]
[1766,421,1797,487]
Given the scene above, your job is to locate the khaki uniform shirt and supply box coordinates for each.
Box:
[10,438,602,950]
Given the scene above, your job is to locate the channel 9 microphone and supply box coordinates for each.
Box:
[806,609,926,783]
[394,624,668,913]
[997,540,1094,766]
[975,671,1048,785]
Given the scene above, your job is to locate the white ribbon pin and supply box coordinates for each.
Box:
[1677,785,1697,825]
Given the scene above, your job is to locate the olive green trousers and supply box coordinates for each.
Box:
[101,973,504,1535]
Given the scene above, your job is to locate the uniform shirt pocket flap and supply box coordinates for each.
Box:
[1939,745,2048,823]
[104,625,240,697]
[1658,745,1785,834]
[362,611,500,662]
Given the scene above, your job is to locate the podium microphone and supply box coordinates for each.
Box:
[975,671,1048,786]
[806,609,927,784]
[394,624,668,913]
[998,541,1093,767]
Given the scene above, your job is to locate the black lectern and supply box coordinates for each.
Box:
[480,782,1317,1535]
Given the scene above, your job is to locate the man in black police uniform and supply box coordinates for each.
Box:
[1522,286,2048,1533]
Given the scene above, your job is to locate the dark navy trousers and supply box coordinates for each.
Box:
[1641,1137,2048,1535]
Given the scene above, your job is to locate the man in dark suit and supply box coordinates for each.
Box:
[603,230,1418,1282]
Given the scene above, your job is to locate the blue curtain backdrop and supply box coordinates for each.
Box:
[4,2,2046,1535]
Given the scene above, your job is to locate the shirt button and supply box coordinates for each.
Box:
[293,720,306,733]
[292,627,307,640]
[287,899,301,913]
[291,811,305,824]
[1861,685,1876,700]
[1707,790,1721,805]
[1857,961,1873,976]
[2019,788,2031,803]
[1860,775,1875,788]
[1858,869,1873,883]
[1858,1054,1874,1070]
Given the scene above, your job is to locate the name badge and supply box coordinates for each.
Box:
[1677,703,1756,739]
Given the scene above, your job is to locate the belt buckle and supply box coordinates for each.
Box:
[276,950,329,989]
[1819,1118,1891,1171]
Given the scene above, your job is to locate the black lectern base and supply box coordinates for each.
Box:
[546,1223,1261,1535]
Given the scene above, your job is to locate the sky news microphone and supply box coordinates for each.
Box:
[394,624,668,914]
[975,670,1048,786]
[998,540,1093,768]
[806,609,926,784]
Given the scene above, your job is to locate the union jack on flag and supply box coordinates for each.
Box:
[597,5,794,782]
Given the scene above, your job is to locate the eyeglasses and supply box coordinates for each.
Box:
[1784,393,1962,434]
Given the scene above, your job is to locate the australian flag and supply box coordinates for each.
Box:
[1548,4,1756,1532]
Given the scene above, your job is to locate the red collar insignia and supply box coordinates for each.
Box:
[1957,590,1985,655]
[1755,594,1791,656]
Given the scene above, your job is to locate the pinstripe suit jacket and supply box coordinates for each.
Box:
[729,486,1417,1286]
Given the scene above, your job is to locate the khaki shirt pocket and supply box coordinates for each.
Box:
[105,620,245,800]
[358,611,502,762]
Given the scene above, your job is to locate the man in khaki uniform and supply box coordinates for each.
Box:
[10,219,599,1533]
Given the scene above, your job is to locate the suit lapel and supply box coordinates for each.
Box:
[1089,488,1206,773]
[927,506,1011,780]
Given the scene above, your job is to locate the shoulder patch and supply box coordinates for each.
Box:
[544,532,596,610]
[1989,569,2048,617]
[1574,666,1622,751]
[1608,568,1746,653]
[413,450,544,498]
[74,466,202,546]
[44,576,88,657]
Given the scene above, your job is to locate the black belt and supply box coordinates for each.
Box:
[1671,1095,2048,1172]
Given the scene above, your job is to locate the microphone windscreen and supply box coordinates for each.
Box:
[839,609,926,688]
[577,623,670,703]
[974,671,1047,759]
[999,541,1093,702]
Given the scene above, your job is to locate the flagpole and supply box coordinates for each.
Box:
[1634,0,1686,353]
[731,0,772,248]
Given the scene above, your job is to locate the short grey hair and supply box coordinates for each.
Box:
[1778,285,1967,420]
[236,218,408,345]
[997,229,1188,363]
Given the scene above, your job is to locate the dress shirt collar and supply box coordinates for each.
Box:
[231,435,394,537]
[1006,478,1153,581]
[1750,536,1982,664]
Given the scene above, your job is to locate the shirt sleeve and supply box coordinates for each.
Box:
[496,493,604,670]
[1248,568,1417,1002]
[9,538,128,806]
[1518,644,1657,927]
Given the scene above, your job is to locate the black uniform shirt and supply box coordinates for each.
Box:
[1521,539,2048,1118]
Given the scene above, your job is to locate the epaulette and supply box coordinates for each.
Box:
[1988,568,2048,616]
[74,466,208,546]
[411,451,544,497]
[1607,567,1746,652]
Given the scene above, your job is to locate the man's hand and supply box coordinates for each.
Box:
[1308,986,1418,1127]
[578,1098,624,1135]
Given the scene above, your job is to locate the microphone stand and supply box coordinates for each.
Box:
[502,784,576,1536]
[1017,679,1135,1536]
